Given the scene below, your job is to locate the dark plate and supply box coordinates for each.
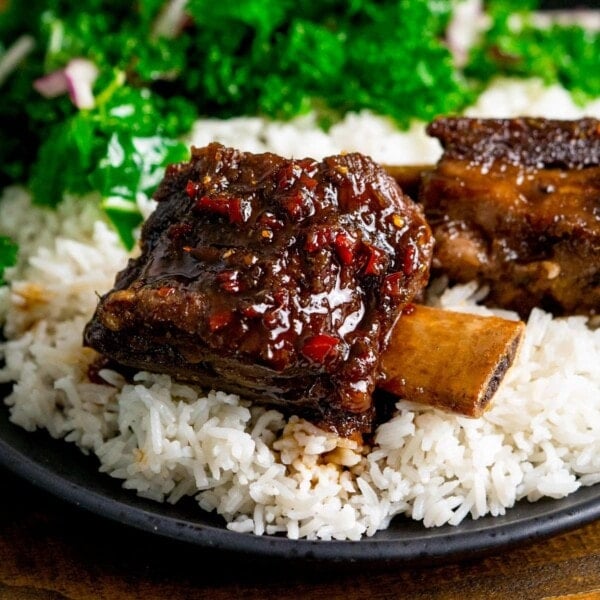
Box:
[1,403,600,564]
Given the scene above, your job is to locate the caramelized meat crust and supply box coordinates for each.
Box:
[84,143,433,435]
[422,117,600,316]
[427,117,600,169]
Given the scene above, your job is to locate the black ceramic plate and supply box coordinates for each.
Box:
[1,404,600,564]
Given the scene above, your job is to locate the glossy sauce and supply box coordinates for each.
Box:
[84,144,433,434]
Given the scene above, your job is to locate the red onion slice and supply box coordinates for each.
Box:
[33,58,99,110]
[65,59,99,109]
[33,68,69,98]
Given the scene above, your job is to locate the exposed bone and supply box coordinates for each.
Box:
[379,305,525,417]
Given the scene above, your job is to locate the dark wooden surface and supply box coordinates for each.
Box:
[1,467,600,599]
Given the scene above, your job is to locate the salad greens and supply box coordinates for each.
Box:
[0,0,599,276]
[28,80,194,248]
[0,236,18,285]
[467,0,600,104]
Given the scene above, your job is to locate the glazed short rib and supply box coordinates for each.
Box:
[422,117,600,317]
[84,143,433,435]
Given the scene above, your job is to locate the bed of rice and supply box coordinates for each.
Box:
[1,78,599,541]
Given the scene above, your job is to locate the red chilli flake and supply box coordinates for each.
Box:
[194,195,250,224]
[208,310,233,332]
[363,244,386,275]
[185,180,199,198]
[403,245,417,276]
[301,334,340,364]
[195,195,228,216]
[305,228,331,253]
[216,270,243,293]
[334,232,356,265]
[276,161,317,192]
[230,198,250,224]
[276,163,300,191]
[283,191,306,220]
[382,272,405,297]
[299,172,318,190]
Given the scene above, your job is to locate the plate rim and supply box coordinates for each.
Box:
[2,408,600,563]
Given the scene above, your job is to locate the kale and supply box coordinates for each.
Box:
[183,0,467,124]
[28,77,193,249]
[466,0,600,103]
[0,237,18,285]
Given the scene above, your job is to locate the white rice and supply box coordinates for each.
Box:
[1,78,599,541]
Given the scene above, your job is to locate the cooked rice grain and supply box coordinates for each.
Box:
[1,79,600,540]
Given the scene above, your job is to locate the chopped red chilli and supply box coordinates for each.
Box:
[334,232,356,265]
[363,243,386,275]
[382,272,405,297]
[208,310,233,331]
[403,244,417,276]
[301,334,340,364]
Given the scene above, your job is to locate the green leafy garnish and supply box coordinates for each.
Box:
[94,132,189,249]
[467,0,600,103]
[0,237,18,285]
[28,76,193,248]
[182,0,467,125]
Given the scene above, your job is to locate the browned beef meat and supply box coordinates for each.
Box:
[84,143,433,435]
[421,117,600,316]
